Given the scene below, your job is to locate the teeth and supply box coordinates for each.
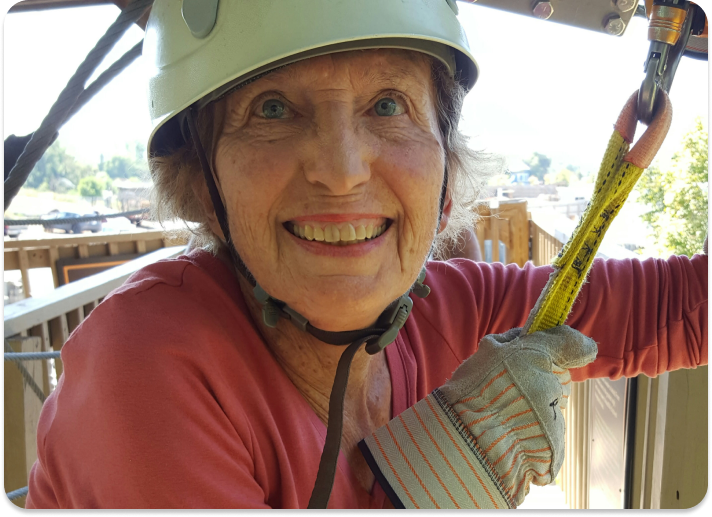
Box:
[346,224,356,241]
[290,222,387,245]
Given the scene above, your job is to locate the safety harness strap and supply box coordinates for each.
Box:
[523,90,672,334]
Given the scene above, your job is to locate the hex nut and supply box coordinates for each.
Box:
[604,15,627,35]
[615,0,637,13]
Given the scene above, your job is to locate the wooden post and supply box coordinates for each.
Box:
[4,336,44,509]
[48,314,69,380]
[29,323,51,397]
[18,249,31,298]
[489,215,500,263]
[135,240,147,254]
[78,244,89,258]
[48,246,60,288]
[108,242,120,256]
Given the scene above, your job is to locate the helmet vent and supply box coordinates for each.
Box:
[182,0,219,39]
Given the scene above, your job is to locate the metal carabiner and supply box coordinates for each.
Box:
[638,1,697,125]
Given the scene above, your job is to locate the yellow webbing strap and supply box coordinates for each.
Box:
[523,91,673,335]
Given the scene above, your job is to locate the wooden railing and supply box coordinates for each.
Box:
[3,246,186,507]
[474,199,564,267]
[4,230,187,296]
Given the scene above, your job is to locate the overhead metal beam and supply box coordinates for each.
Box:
[8,0,114,12]
[8,0,150,29]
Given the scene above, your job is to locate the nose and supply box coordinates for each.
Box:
[301,105,372,195]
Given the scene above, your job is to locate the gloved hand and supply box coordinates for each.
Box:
[359,325,597,509]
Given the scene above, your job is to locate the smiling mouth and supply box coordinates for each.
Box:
[286,219,391,246]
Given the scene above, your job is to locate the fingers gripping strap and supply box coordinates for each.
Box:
[360,393,513,509]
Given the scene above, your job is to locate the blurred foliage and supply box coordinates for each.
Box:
[637,119,708,257]
[78,176,103,199]
[25,141,95,192]
[524,152,552,181]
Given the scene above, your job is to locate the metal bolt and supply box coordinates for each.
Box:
[615,0,637,13]
[532,1,554,20]
[604,14,627,35]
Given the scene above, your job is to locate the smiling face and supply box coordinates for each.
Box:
[210,49,447,332]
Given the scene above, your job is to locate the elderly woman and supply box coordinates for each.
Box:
[26,0,706,510]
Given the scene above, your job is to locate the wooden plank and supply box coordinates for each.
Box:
[26,248,50,269]
[18,249,32,298]
[48,314,69,380]
[21,337,44,482]
[489,215,499,263]
[29,322,51,397]
[78,244,89,258]
[3,230,168,251]
[48,246,60,288]
[108,242,120,256]
[135,240,147,254]
[4,338,30,508]
[4,250,20,270]
[4,247,186,338]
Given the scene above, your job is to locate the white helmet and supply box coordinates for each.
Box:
[144,0,479,156]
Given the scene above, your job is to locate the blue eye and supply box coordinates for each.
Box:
[262,99,286,119]
[374,97,400,117]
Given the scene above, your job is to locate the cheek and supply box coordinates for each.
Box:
[214,139,296,211]
[379,139,445,215]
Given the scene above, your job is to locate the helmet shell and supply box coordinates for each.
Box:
[144,0,479,155]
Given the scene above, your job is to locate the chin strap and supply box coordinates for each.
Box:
[186,106,431,507]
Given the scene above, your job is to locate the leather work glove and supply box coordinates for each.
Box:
[359,326,597,509]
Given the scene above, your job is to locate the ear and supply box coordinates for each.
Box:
[191,176,226,241]
[438,191,453,234]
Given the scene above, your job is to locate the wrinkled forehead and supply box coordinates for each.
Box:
[224,48,436,101]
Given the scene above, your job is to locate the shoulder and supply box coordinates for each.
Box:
[62,249,247,367]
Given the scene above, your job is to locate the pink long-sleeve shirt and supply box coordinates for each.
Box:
[26,250,707,508]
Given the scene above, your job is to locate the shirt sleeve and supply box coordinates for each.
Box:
[424,254,707,381]
[25,290,271,509]
[566,254,707,380]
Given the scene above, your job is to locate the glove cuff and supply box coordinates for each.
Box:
[359,390,515,509]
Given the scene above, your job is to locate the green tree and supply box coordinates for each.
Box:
[78,176,103,205]
[26,141,94,192]
[104,155,135,180]
[637,119,708,256]
[523,152,552,181]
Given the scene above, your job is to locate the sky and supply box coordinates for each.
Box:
[1,1,710,175]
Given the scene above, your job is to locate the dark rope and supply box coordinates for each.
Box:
[4,0,154,212]
[307,337,377,508]
[4,341,47,404]
[64,41,144,123]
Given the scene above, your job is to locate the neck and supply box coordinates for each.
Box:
[215,245,392,492]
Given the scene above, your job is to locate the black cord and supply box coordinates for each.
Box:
[307,336,378,508]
